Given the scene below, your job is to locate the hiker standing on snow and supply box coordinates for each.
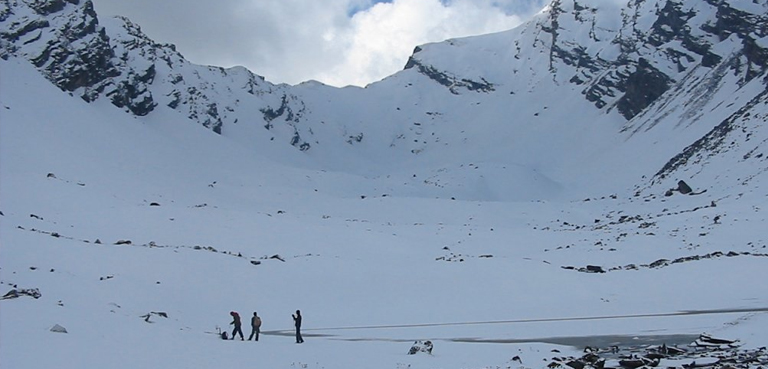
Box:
[292,310,304,343]
[248,312,262,341]
[229,311,244,340]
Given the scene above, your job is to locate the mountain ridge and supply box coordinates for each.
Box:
[2,0,767,199]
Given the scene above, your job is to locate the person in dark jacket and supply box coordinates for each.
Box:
[292,310,304,343]
[229,311,244,340]
[248,312,262,341]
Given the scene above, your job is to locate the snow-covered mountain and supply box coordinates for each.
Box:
[3,0,766,198]
[3,0,767,204]
[1,1,767,368]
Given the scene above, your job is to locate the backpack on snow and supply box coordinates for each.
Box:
[220,331,229,340]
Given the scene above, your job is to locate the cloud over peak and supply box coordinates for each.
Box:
[91,0,548,87]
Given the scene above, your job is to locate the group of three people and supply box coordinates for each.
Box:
[229,310,304,343]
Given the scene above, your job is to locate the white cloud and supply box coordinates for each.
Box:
[90,0,547,87]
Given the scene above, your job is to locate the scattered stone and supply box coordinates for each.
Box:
[677,180,692,195]
[95,239,102,244]
[586,265,606,273]
[566,251,768,273]
[1,288,42,300]
[115,240,132,245]
[149,202,160,206]
[270,254,285,262]
[140,311,169,323]
[250,260,262,266]
[649,259,670,268]
[550,334,765,369]
[50,324,68,333]
[408,340,433,355]
[47,173,56,178]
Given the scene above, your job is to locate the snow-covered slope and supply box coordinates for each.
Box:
[2,0,768,368]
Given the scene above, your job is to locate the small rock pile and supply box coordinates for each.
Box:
[408,340,433,355]
[547,334,767,369]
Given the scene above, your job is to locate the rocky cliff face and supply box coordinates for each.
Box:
[407,0,767,120]
[1,0,117,95]
[1,0,295,138]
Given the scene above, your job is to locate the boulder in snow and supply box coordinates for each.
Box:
[1,288,42,300]
[408,340,433,355]
[50,324,68,333]
[677,180,693,194]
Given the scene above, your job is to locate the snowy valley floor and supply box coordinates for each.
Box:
[2,58,768,369]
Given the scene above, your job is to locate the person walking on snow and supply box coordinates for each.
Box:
[229,311,244,340]
[292,310,304,343]
[248,312,262,341]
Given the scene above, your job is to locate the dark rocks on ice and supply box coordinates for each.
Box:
[692,334,739,348]
[549,334,765,369]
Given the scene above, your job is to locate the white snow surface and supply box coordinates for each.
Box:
[2,52,768,368]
